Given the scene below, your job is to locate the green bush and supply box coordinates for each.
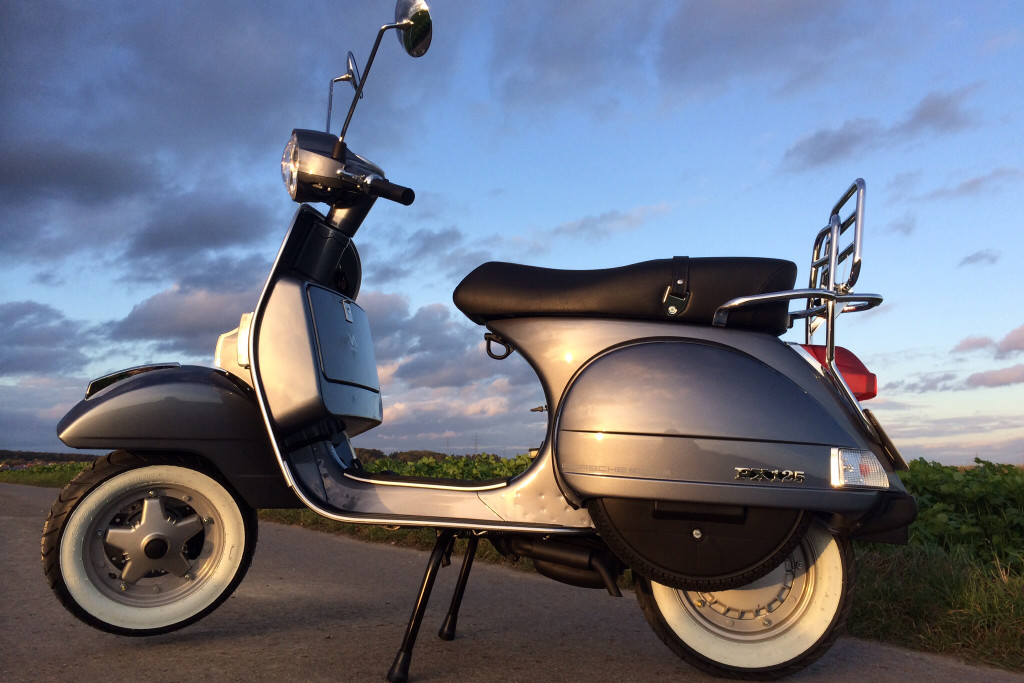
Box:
[900,458,1024,572]
[363,452,532,480]
[0,462,90,487]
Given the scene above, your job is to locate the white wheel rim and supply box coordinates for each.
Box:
[60,466,246,631]
[651,521,844,669]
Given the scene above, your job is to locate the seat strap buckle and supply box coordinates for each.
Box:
[662,256,691,317]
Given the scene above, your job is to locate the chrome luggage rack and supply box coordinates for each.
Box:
[713,178,881,370]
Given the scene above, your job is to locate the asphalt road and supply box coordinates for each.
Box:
[2,482,1019,682]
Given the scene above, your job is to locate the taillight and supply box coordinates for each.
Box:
[801,345,877,401]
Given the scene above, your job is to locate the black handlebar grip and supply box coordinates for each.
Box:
[367,177,415,205]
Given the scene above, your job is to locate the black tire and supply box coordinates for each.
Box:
[635,519,855,679]
[41,451,258,636]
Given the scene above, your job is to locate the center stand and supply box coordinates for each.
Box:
[387,530,480,683]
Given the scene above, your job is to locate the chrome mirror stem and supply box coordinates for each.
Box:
[338,21,410,142]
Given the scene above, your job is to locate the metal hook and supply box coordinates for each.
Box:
[484,333,513,360]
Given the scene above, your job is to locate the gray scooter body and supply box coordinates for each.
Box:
[56,365,298,508]
[57,202,913,539]
[489,316,913,539]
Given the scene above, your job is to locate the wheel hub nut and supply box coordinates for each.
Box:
[144,537,169,559]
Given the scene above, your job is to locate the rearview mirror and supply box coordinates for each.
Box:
[395,0,432,57]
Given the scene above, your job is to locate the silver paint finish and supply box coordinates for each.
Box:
[322,471,508,524]
[476,441,592,527]
[553,339,860,503]
[488,316,903,510]
[279,434,591,531]
[489,316,872,447]
[556,341,852,445]
[255,276,382,435]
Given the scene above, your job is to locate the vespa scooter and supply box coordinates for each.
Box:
[43,2,916,680]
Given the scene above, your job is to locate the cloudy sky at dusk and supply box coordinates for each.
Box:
[2,1,1022,466]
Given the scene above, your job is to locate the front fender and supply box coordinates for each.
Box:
[58,365,298,508]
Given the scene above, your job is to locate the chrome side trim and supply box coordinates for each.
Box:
[342,471,508,492]
[85,363,180,399]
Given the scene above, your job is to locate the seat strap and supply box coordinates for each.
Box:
[661,256,691,317]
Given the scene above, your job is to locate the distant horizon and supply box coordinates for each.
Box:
[3,443,1020,469]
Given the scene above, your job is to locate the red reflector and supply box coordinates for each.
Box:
[801,345,878,401]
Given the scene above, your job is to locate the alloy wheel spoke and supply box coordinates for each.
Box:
[99,494,203,584]
[139,496,168,527]
[103,526,137,556]
[165,514,204,551]
[121,555,161,584]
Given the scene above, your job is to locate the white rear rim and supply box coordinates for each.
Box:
[60,466,246,631]
[651,521,844,669]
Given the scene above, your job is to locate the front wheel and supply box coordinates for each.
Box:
[635,519,854,679]
[41,451,258,635]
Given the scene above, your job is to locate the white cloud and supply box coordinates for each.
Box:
[951,335,995,353]
[995,324,1024,358]
[783,88,980,170]
[966,364,1024,388]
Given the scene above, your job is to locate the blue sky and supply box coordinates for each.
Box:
[2,1,1022,466]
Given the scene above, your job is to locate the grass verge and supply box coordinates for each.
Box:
[849,543,1024,672]
[0,462,90,488]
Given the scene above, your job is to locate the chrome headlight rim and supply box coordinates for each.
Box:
[281,134,300,199]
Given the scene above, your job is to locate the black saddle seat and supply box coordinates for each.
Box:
[453,257,797,336]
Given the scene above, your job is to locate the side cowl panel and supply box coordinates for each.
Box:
[57,365,299,508]
[555,340,881,513]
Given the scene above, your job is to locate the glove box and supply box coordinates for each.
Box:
[255,276,382,436]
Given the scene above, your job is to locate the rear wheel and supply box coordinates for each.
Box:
[635,519,853,679]
[41,451,257,635]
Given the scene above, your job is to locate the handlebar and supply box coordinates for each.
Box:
[284,129,416,207]
[364,176,415,205]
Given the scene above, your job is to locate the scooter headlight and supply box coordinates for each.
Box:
[830,448,889,488]
[281,134,300,199]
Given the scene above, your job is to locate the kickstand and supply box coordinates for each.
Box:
[438,534,479,641]
[387,529,456,683]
